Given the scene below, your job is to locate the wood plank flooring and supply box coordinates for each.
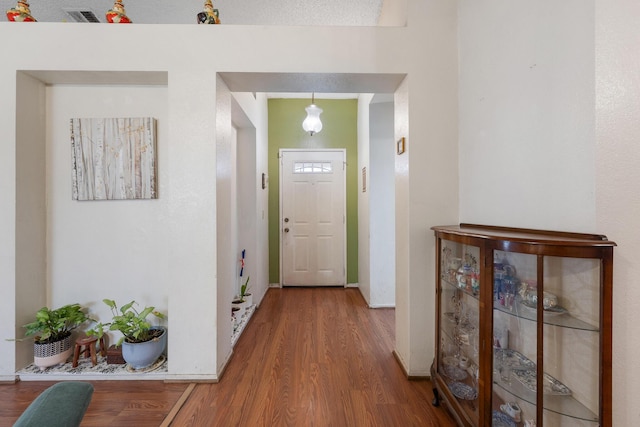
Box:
[173,287,455,426]
[0,380,188,426]
[0,287,455,426]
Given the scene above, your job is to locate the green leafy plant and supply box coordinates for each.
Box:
[240,276,251,302]
[88,299,165,347]
[22,304,91,344]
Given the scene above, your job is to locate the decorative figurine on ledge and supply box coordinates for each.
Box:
[197,0,220,24]
[6,1,36,22]
[106,0,132,23]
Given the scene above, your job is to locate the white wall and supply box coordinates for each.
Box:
[359,96,397,309]
[357,95,372,304]
[14,73,47,373]
[459,0,637,423]
[165,66,219,381]
[378,0,408,26]
[232,92,270,306]
[393,0,459,377]
[216,76,236,374]
[0,0,458,380]
[45,84,170,344]
[394,78,410,371]
[459,0,595,231]
[369,101,396,307]
[0,65,17,380]
[237,126,257,298]
[254,94,270,305]
[595,0,640,424]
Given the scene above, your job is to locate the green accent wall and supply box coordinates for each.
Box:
[268,98,358,284]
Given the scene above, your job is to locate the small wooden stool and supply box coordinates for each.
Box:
[72,335,106,367]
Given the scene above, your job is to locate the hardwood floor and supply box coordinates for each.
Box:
[0,288,455,426]
[0,380,189,426]
[174,287,454,426]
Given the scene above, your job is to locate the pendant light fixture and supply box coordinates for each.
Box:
[302,93,323,136]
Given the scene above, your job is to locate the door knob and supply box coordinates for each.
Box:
[284,228,290,233]
[284,218,289,223]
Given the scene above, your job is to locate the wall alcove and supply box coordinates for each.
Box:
[14,70,174,380]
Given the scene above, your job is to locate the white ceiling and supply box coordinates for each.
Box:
[2,0,383,25]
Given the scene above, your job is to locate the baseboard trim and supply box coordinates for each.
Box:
[164,374,219,383]
[392,350,430,381]
[0,375,17,384]
[215,347,235,382]
[368,303,395,308]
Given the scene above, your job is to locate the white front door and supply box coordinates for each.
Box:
[280,150,346,286]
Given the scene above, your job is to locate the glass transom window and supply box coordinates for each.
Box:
[293,162,333,173]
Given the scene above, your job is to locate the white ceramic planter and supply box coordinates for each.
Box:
[243,293,253,307]
[232,299,248,311]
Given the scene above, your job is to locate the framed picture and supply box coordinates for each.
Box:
[397,137,406,155]
[70,117,157,200]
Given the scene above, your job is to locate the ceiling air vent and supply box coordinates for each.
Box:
[64,9,101,23]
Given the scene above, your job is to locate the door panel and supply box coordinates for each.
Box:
[281,150,345,286]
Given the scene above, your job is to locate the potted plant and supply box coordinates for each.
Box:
[231,297,247,312]
[88,299,166,370]
[20,303,91,369]
[240,276,252,306]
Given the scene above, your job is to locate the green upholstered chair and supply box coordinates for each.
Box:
[13,381,94,427]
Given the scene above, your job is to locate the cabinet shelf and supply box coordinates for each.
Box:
[493,299,599,332]
[493,373,599,422]
[441,277,479,301]
[432,224,615,426]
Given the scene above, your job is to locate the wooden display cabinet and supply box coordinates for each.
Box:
[430,224,614,427]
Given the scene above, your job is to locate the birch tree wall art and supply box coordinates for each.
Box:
[70,117,157,200]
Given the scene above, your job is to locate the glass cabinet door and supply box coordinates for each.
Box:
[437,239,481,424]
[492,250,539,426]
[491,250,602,426]
[541,256,602,426]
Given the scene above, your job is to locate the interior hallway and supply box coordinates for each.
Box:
[0,288,455,426]
[173,287,455,426]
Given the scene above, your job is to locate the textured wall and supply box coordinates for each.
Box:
[458,0,595,231]
[596,0,640,424]
[369,101,396,307]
